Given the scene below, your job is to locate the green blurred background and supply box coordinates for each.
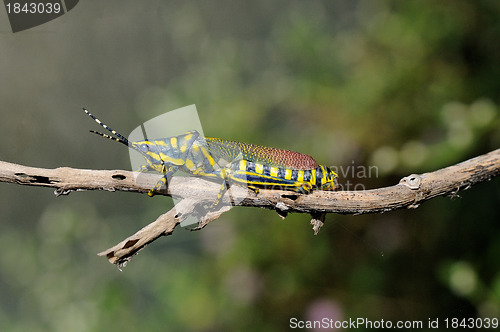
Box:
[1,1,499,331]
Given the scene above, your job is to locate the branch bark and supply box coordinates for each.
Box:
[1,148,499,266]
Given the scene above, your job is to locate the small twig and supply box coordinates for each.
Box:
[310,212,326,235]
[1,148,499,265]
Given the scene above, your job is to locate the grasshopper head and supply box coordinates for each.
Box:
[130,140,165,172]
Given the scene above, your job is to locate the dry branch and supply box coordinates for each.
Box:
[1,148,499,266]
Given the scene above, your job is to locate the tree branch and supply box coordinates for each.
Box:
[1,148,499,266]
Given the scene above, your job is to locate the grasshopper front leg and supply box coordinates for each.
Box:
[148,164,178,197]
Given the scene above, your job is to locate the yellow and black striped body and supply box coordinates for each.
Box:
[227,159,337,194]
[83,109,338,207]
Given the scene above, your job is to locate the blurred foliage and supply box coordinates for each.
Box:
[0,0,499,331]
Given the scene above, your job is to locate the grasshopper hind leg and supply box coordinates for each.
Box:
[207,179,230,209]
[206,168,232,209]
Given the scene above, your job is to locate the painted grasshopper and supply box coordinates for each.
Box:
[83,108,338,206]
